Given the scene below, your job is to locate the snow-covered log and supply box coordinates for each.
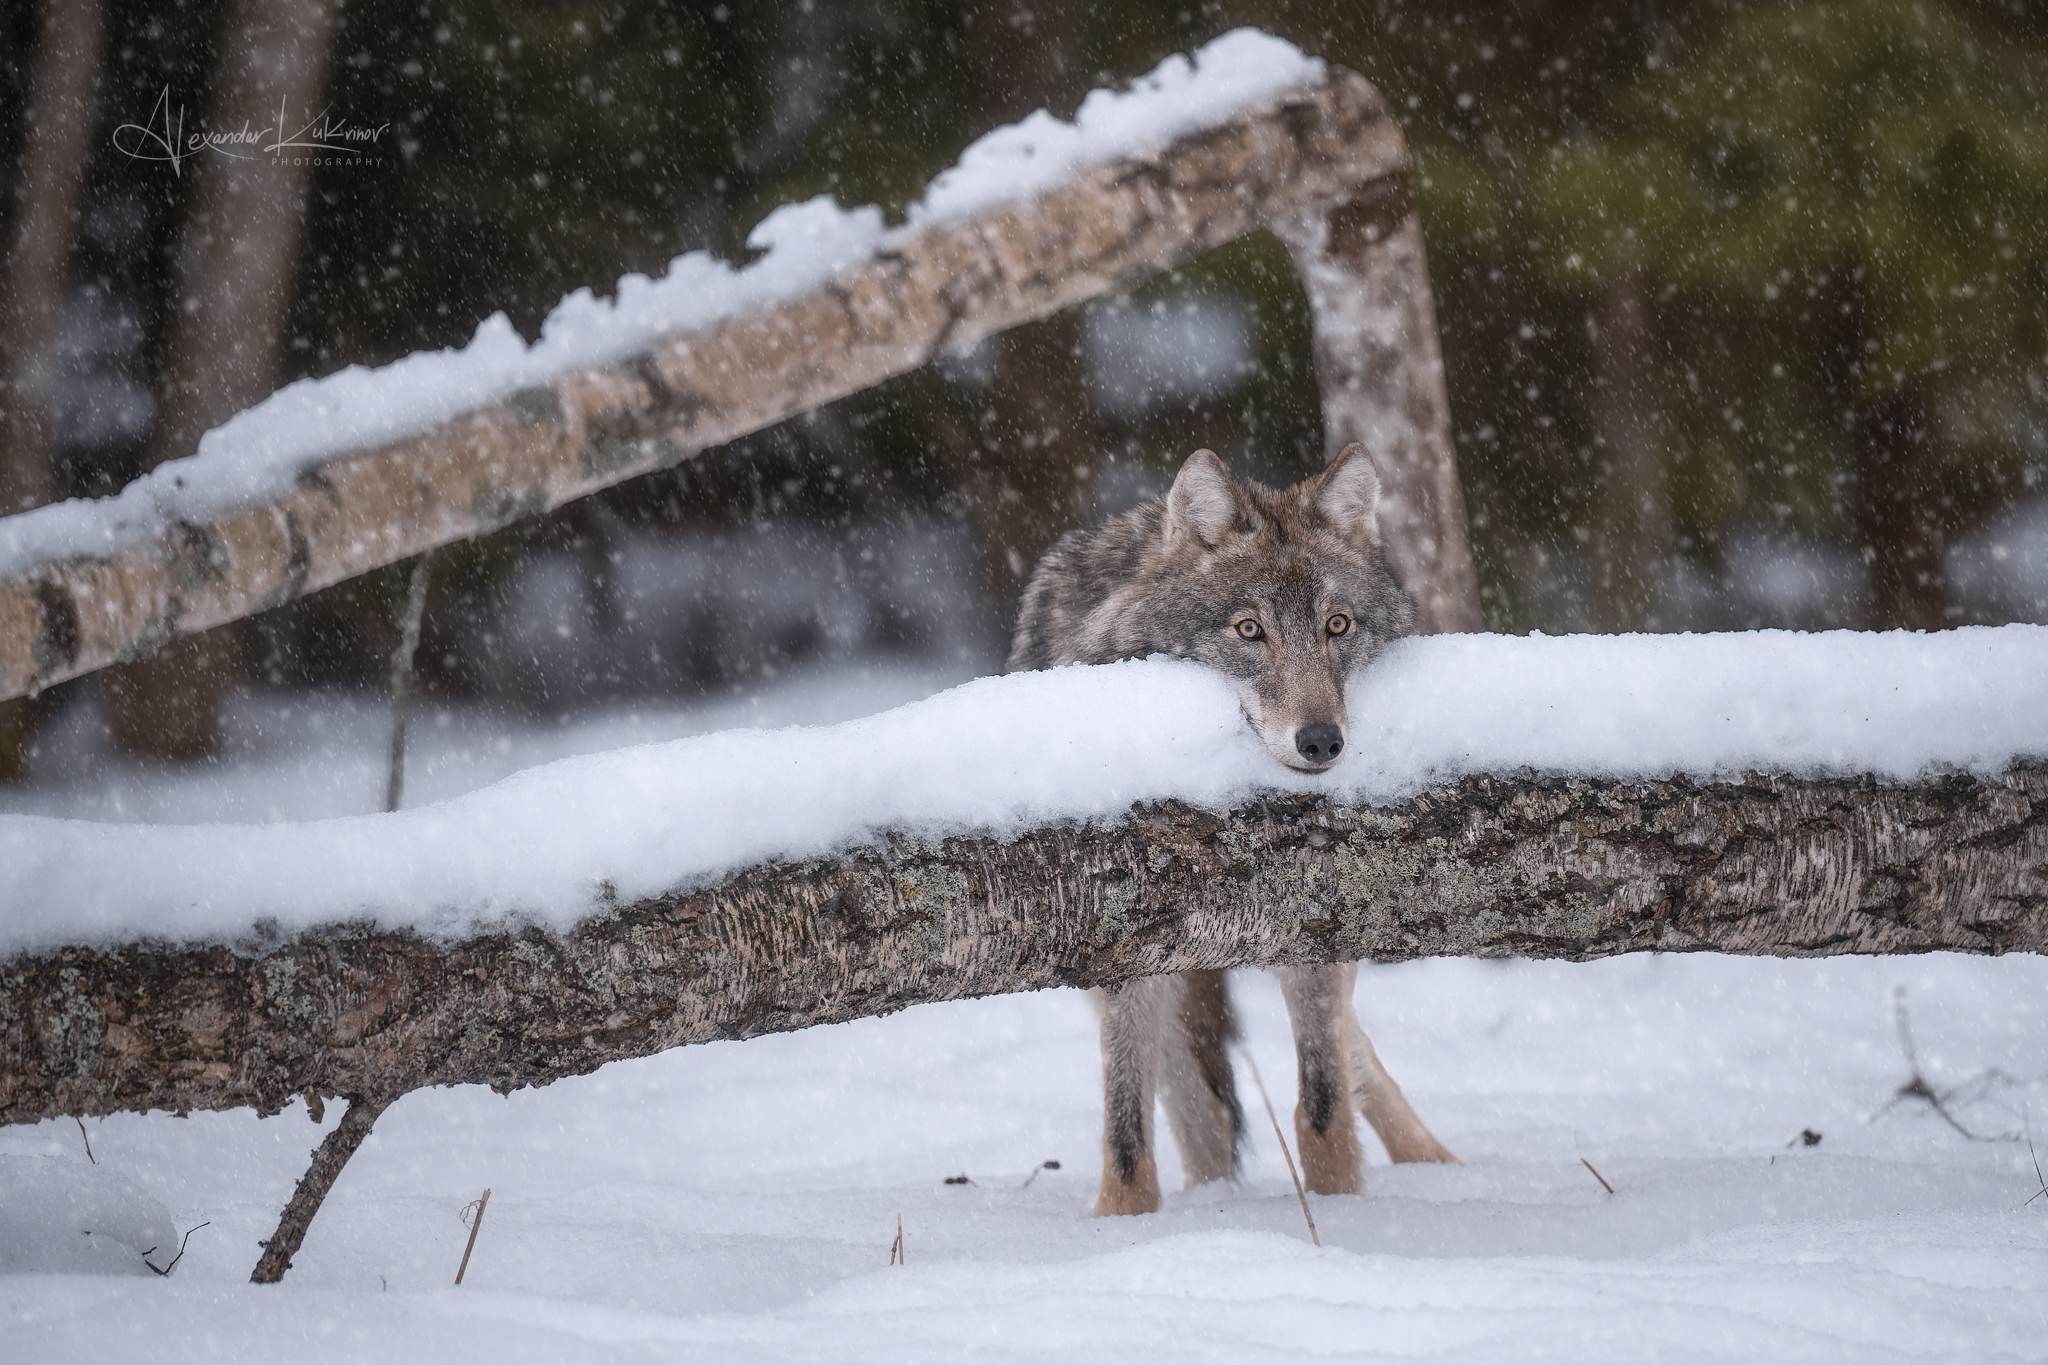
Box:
[7,628,2046,1133]
[0,34,1478,702]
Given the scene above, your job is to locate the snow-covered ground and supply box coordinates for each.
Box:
[5,954,2045,1362]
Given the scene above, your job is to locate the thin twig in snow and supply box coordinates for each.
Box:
[1870,987,2005,1142]
[455,1188,490,1285]
[1580,1158,1615,1195]
[889,1213,904,1266]
[74,1115,95,1164]
[1240,1050,1320,1248]
[143,1221,209,1276]
[2024,1112,2047,1210]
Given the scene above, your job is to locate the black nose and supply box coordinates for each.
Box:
[1295,724,1344,764]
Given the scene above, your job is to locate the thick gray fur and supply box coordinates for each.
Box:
[1008,444,1434,1214]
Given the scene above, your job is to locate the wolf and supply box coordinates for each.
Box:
[1008,442,1458,1215]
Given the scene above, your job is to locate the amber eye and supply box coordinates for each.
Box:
[1235,618,1265,641]
[1326,613,1352,637]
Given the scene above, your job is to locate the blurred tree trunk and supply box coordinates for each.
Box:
[955,1,1094,620]
[1588,263,1675,632]
[0,0,105,781]
[102,0,336,760]
[1820,273,1951,632]
[960,0,1080,126]
[1855,388,1947,631]
[960,317,1101,610]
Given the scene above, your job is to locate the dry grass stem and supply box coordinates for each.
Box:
[1580,1158,1616,1195]
[889,1213,904,1266]
[74,1115,95,1164]
[1241,1051,1320,1248]
[455,1188,491,1285]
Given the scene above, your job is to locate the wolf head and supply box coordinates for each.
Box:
[1009,443,1415,774]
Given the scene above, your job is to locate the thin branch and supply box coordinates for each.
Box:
[143,1221,209,1276]
[1876,987,2004,1143]
[251,1094,393,1283]
[2024,1111,2047,1210]
[1242,1050,1320,1248]
[1580,1158,1616,1195]
[74,1115,95,1164]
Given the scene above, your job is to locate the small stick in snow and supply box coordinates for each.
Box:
[143,1221,209,1276]
[2024,1115,2047,1209]
[1874,987,2000,1142]
[1019,1160,1061,1189]
[455,1188,491,1285]
[1580,1158,1615,1195]
[1241,1051,1320,1248]
[384,550,435,814]
[74,1115,95,1164]
[889,1213,904,1266]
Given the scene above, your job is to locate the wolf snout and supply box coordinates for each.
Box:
[1294,723,1345,765]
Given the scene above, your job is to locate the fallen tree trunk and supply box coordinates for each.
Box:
[0,63,1480,697]
[7,764,2043,1131]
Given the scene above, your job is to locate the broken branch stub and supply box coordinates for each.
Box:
[0,66,1479,702]
[6,765,2042,1132]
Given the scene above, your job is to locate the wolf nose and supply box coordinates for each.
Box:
[1295,724,1344,764]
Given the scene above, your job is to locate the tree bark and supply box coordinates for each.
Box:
[0,67,1458,703]
[100,0,337,758]
[6,764,2041,1131]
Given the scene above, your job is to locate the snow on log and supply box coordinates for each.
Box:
[0,31,1477,701]
[5,627,2045,1129]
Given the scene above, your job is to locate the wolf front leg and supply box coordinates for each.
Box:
[1156,970,1244,1190]
[1092,977,1170,1216]
[1338,966,1460,1165]
[1274,965,1367,1196]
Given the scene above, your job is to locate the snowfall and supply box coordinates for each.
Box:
[5,23,2048,1361]
[5,628,2048,1363]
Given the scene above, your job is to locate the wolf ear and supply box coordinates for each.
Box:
[1163,449,1249,548]
[1313,442,1382,546]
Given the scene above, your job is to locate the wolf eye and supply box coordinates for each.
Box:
[1326,613,1352,636]
[1234,618,1264,641]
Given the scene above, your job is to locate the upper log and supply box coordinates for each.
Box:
[5,764,2042,1128]
[0,65,1479,700]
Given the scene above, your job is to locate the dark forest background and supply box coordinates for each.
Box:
[2,0,2045,766]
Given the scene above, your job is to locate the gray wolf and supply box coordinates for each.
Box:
[1009,443,1458,1215]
